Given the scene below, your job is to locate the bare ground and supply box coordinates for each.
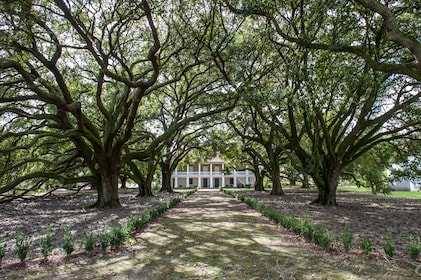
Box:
[0,188,182,264]
[0,188,420,279]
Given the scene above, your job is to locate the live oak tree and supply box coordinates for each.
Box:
[0,0,162,207]
[222,0,421,205]
[268,50,420,205]
[127,0,240,194]
[229,104,288,195]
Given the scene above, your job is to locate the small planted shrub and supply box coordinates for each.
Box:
[99,232,110,251]
[126,215,142,233]
[109,222,128,248]
[360,236,373,256]
[299,219,314,240]
[141,210,151,224]
[39,230,53,258]
[407,234,420,260]
[0,235,5,263]
[383,233,395,258]
[62,226,74,255]
[15,232,30,262]
[313,224,331,250]
[83,233,95,252]
[342,226,353,252]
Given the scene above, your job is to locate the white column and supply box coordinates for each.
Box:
[246,169,249,185]
[186,164,190,188]
[222,162,225,187]
[234,169,237,187]
[210,163,213,188]
[198,163,201,188]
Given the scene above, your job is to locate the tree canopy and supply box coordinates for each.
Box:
[1,0,420,207]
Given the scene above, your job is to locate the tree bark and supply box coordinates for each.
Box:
[160,161,174,193]
[140,173,154,197]
[270,166,284,195]
[301,172,310,188]
[254,167,266,192]
[138,158,156,197]
[310,167,340,206]
[90,159,121,208]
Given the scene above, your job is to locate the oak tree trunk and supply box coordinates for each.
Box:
[160,162,174,193]
[301,172,310,188]
[311,167,340,206]
[254,168,266,191]
[270,166,284,195]
[92,161,121,208]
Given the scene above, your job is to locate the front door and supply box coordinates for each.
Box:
[214,178,220,188]
[203,178,208,188]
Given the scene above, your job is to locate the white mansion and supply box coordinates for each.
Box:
[171,157,256,189]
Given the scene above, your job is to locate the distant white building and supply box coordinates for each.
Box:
[391,180,420,192]
[171,157,255,189]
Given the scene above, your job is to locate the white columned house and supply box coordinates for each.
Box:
[171,157,255,189]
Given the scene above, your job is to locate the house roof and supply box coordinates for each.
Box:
[207,156,224,163]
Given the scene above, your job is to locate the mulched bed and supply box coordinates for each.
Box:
[240,187,421,258]
[0,188,183,266]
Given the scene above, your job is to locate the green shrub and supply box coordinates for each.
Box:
[39,230,53,258]
[126,215,143,232]
[15,232,30,262]
[383,233,395,257]
[62,226,74,255]
[313,224,331,250]
[109,222,128,248]
[360,236,372,256]
[0,235,5,263]
[299,219,314,240]
[83,233,95,252]
[141,210,151,224]
[99,232,110,251]
[407,234,420,260]
[342,226,353,252]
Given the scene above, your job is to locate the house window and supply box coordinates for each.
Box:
[230,178,234,186]
[189,178,193,185]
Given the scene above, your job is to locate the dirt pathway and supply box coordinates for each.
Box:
[3,190,417,279]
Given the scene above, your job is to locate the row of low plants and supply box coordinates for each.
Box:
[0,189,196,264]
[223,189,420,260]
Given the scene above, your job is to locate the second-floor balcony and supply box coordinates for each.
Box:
[172,170,252,177]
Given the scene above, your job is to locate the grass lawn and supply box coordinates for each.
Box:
[338,185,421,199]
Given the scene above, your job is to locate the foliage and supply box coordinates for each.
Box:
[383,233,395,258]
[313,224,331,250]
[360,237,373,256]
[343,143,395,194]
[109,222,129,248]
[126,215,143,233]
[15,232,30,262]
[62,226,74,256]
[342,226,353,252]
[407,234,420,260]
[98,232,110,251]
[39,230,53,258]
[83,233,95,252]
[0,235,5,263]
